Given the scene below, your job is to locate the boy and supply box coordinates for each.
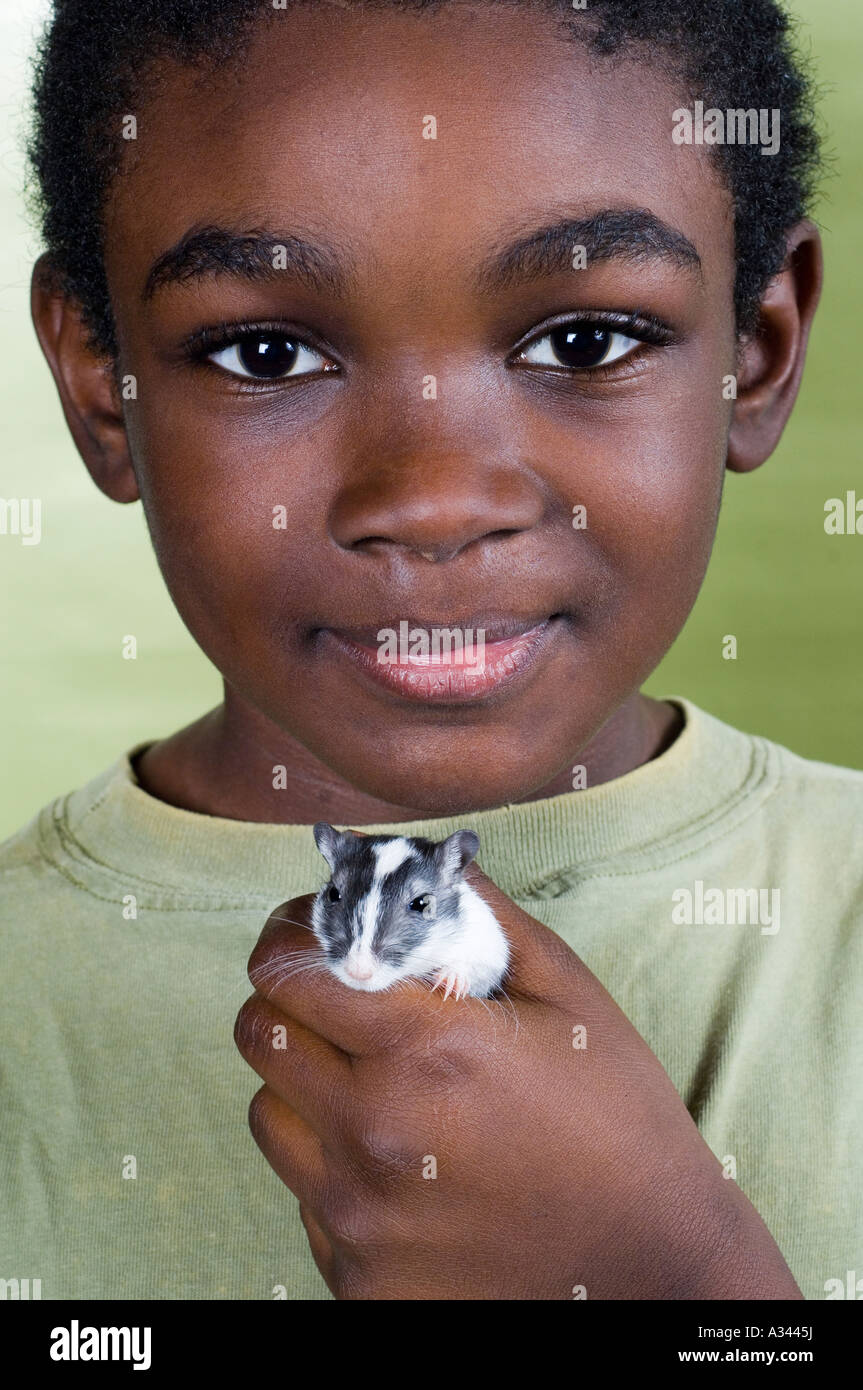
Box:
[1,0,859,1299]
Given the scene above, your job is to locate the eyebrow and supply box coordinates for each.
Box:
[142,225,353,301]
[473,209,702,293]
[142,207,702,303]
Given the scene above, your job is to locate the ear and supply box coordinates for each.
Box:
[436,829,480,879]
[726,220,823,474]
[30,254,139,503]
[313,822,344,871]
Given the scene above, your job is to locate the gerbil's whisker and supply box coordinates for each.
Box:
[265,914,317,934]
[250,947,321,979]
[247,963,318,992]
[198,956,323,1009]
[253,952,325,980]
[259,960,330,996]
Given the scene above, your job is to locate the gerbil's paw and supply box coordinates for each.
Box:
[430,967,471,1002]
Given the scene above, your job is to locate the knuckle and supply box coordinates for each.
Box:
[360,1116,421,1183]
[247,1085,274,1146]
[416,1046,472,1091]
[269,893,316,933]
[233,995,268,1057]
[323,1132,419,1250]
[325,1185,381,1249]
[248,894,316,977]
[344,1079,426,1180]
[329,1250,378,1301]
[407,1027,476,1091]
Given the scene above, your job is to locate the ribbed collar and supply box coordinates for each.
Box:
[40,698,778,908]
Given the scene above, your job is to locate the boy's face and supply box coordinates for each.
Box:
[99,4,739,812]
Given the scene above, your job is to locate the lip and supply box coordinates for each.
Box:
[321,615,562,704]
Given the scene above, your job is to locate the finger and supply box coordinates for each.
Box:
[234,992,354,1142]
[299,1203,336,1288]
[463,860,591,1003]
[249,896,458,1058]
[247,1085,330,1203]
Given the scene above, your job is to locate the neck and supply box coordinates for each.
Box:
[132,687,682,825]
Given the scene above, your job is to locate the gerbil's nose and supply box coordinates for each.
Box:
[346,962,374,981]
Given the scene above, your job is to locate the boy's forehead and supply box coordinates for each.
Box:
[103,3,728,317]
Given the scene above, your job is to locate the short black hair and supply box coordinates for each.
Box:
[27,0,823,360]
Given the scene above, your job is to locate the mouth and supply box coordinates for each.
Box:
[319,614,565,704]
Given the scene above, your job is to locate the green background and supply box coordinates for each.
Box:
[0,0,860,840]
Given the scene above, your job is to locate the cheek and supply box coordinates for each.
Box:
[536,374,729,618]
[125,399,334,659]
[321,920,353,958]
[375,918,430,964]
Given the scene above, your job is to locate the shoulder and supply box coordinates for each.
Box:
[766,734,863,821]
[768,739,863,887]
[0,807,52,881]
[732,723,863,919]
[0,800,77,926]
[0,754,126,905]
[682,697,863,822]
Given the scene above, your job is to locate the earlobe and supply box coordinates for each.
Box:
[726,221,823,475]
[30,254,139,503]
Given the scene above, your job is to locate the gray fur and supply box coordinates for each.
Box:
[310,823,506,996]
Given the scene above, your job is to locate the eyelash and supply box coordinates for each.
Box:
[184,320,336,391]
[511,311,674,380]
[183,311,675,389]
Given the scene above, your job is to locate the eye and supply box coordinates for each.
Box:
[410,894,433,913]
[516,322,641,372]
[328,885,341,903]
[208,332,336,381]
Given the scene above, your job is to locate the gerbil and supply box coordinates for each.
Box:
[311,824,509,999]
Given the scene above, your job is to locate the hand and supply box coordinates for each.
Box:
[235,862,802,1300]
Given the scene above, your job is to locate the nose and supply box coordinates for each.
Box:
[346,961,374,981]
[327,429,546,563]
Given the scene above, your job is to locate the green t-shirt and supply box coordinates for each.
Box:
[1,698,861,1301]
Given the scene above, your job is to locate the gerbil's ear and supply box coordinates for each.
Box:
[313,822,344,871]
[30,255,139,503]
[436,829,480,879]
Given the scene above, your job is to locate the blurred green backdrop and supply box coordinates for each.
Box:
[0,0,860,839]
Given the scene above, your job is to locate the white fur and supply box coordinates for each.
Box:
[317,834,509,997]
[373,837,414,877]
[399,881,509,997]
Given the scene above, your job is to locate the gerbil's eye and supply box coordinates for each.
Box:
[327,885,341,903]
[207,331,337,381]
[410,894,432,914]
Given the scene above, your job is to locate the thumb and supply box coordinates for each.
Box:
[463,859,588,1004]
